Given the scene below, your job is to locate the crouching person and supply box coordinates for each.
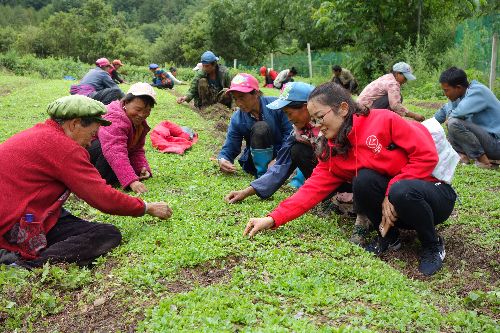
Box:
[217,74,292,178]
[244,83,456,276]
[89,83,156,194]
[0,95,172,269]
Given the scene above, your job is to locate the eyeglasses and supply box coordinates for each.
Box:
[311,108,333,126]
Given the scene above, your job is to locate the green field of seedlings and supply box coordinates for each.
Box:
[0,75,498,332]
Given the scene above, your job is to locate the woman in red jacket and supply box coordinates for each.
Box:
[244,82,457,276]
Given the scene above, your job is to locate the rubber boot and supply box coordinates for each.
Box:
[250,147,274,178]
[289,169,305,189]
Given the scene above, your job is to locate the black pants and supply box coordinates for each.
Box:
[17,212,122,268]
[353,169,456,246]
[372,93,403,109]
[290,142,317,178]
[88,139,119,185]
[250,121,273,149]
[89,87,124,105]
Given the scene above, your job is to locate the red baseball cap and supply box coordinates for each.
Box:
[226,73,259,94]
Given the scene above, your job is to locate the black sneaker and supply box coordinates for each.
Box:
[364,235,401,256]
[419,236,445,276]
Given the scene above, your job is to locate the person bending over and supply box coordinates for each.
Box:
[244,82,457,276]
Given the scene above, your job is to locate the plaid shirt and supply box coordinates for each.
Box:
[357,73,408,116]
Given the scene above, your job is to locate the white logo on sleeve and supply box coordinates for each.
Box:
[366,135,382,154]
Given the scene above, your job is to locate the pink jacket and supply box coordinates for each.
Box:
[99,100,152,188]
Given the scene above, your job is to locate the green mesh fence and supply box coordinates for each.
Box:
[237,51,350,79]
[454,13,499,77]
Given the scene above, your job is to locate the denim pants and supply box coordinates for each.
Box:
[353,169,456,247]
[447,118,500,160]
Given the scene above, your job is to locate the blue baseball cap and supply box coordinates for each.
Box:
[201,51,219,64]
[149,63,159,70]
[392,62,416,81]
[266,82,315,110]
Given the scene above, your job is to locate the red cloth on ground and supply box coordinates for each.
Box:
[150,121,198,154]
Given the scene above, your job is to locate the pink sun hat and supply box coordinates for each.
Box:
[95,57,111,67]
[226,73,260,94]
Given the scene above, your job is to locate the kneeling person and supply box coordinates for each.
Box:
[0,95,172,268]
[217,74,292,178]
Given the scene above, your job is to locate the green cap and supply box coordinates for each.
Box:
[46,95,111,126]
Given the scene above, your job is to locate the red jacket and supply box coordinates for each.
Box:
[269,109,439,227]
[0,120,146,259]
[98,100,152,188]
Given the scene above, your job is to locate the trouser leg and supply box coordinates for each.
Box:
[17,214,122,268]
[371,93,403,109]
[388,180,456,246]
[290,142,317,178]
[87,139,119,185]
[447,118,500,160]
[352,169,398,239]
[249,121,274,178]
[90,88,124,105]
[250,121,273,149]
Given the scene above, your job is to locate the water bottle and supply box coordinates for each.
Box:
[24,213,34,223]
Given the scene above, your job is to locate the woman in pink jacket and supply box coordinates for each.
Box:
[89,83,156,194]
[244,82,457,276]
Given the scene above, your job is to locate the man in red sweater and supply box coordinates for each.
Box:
[0,95,172,269]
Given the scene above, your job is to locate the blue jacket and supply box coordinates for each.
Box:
[250,131,297,198]
[434,80,500,137]
[80,67,119,91]
[218,96,292,174]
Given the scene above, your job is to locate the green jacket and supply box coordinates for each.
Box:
[185,65,232,102]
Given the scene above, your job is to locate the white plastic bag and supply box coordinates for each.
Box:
[422,118,460,184]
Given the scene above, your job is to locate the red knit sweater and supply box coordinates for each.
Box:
[269,109,439,227]
[0,120,146,259]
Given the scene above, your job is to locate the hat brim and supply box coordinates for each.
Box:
[266,99,291,110]
[226,86,256,94]
[201,57,219,64]
[403,72,416,81]
[94,118,112,126]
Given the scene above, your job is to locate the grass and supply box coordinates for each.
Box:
[0,74,498,332]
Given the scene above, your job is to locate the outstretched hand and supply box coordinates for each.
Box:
[225,186,256,204]
[243,217,275,238]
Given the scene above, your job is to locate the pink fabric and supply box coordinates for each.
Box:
[69,84,95,96]
[98,100,151,188]
[151,121,198,154]
[357,73,408,116]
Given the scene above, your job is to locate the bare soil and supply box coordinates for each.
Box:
[409,101,445,109]
[34,256,243,333]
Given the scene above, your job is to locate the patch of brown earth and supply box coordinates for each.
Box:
[34,256,242,332]
[410,101,445,109]
[379,225,498,317]
[0,86,12,96]
[162,255,242,293]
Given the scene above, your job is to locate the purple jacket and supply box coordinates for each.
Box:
[98,100,152,188]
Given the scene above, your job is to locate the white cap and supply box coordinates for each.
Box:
[192,63,203,71]
[127,82,157,102]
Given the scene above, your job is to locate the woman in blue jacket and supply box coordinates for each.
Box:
[217,73,292,178]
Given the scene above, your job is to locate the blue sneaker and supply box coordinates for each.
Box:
[419,236,445,276]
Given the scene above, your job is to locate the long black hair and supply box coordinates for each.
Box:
[308,82,369,161]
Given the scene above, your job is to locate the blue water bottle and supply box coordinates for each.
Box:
[24,213,34,223]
